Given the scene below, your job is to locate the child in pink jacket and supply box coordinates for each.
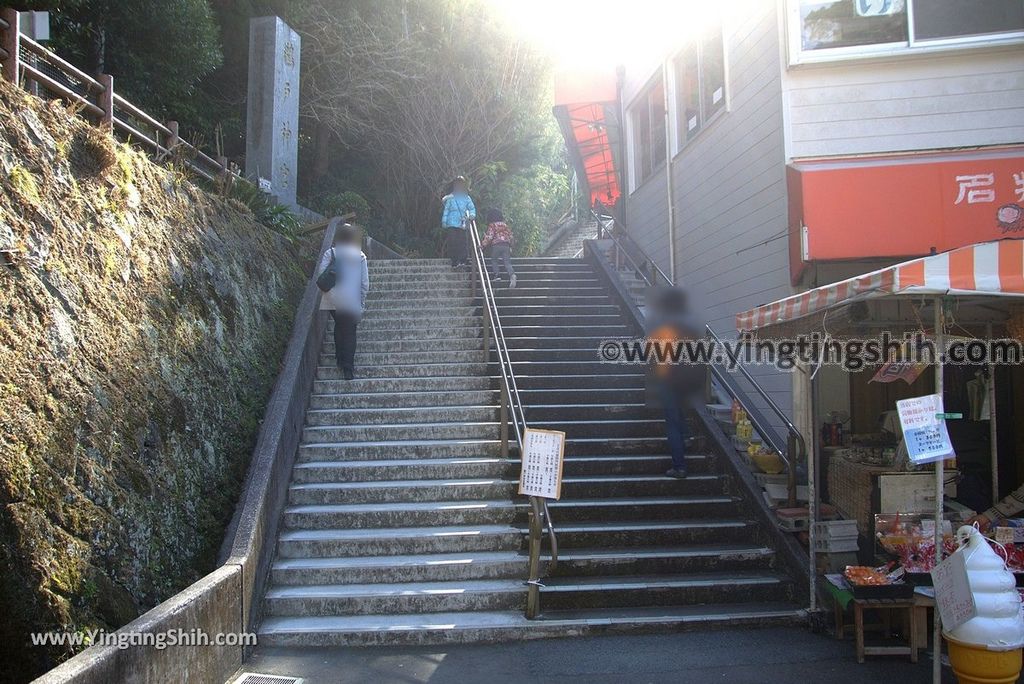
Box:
[481,209,516,288]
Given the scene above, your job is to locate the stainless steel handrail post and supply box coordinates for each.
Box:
[467,218,558,619]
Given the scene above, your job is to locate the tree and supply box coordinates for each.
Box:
[43,0,223,123]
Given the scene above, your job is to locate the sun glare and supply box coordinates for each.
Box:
[489,0,732,69]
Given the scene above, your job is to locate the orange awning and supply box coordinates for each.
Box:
[737,238,1024,332]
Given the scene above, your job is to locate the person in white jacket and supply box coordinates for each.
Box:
[316,223,370,380]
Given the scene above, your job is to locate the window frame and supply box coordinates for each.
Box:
[786,0,1024,66]
[669,23,730,157]
[626,70,668,193]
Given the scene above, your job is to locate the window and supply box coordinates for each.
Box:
[792,0,1024,62]
[672,26,727,150]
[629,75,666,188]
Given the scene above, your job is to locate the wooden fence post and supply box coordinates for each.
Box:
[0,8,19,85]
[98,73,113,133]
[166,120,179,152]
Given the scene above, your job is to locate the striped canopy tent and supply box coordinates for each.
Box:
[736,238,1024,338]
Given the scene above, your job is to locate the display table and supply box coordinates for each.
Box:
[825,575,930,663]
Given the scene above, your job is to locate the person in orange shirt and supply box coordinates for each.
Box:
[646,287,701,479]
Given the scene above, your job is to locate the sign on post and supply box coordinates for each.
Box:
[931,550,978,632]
[518,428,565,500]
[896,393,956,465]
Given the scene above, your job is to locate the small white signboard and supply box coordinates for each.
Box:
[518,428,565,500]
[896,393,956,465]
[931,550,978,632]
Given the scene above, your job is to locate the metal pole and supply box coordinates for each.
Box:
[987,322,999,506]
[933,297,945,684]
[499,377,509,459]
[661,60,677,283]
[807,361,819,612]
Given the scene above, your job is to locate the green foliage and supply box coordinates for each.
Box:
[312,190,371,221]
[47,0,223,122]
[225,179,301,239]
[474,162,570,257]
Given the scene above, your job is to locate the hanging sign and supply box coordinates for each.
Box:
[518,428,566,500]
[896,394,956,465]
[931,550,978,632]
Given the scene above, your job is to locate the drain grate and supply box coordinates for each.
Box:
[231,674,303,684]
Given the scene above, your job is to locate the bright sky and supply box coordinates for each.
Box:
[488,0,731,70]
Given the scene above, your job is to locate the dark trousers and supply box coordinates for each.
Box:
[446,228,468,266]
[332,311,359,371]
[489,243,514,279]
[659,384,690,470]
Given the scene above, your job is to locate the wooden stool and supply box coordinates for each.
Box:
[834,596,919,663]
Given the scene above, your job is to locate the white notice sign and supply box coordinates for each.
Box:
[896,394,955,465]
[931,550,977,632]
[518,428,565,500]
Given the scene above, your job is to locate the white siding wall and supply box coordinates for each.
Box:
[622,2,795,421]
[783,49,1024,159]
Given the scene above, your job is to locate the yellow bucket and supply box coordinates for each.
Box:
[945,636,1022,684]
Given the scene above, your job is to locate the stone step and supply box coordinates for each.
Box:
[494,304,621,317]
[302,421,499,444]
[528,419,668,438]
[347,316,480,331]
[344,337,482,353]
[264,578,527,617]
[309,389,499,409]
[495,314,624,327]
[564,436,669,455]
[360,306,478,320]
[504,336,624,350]
[281,500,520,530]
[499,324,632,337]
[326,325,482,341]
[518,388,647,404]
[292,457,513,484]
[545,495,742,522]
[316,362,488,380]
[492,361,640,376]
[297,439,502,462]
[323,350,486,366]
[305,405,499,426]
[492,287,607,298]
[520,403,656,421]
[257,604,804,647]
[287,475,726,506]
[545,519,759,548]
[364,296,476,309]
[276,524,522,559]
[512,374,644,390]
[313,376,491,394]
[545,544,776,577]
[270,550,529,585]
[538,572,793,611]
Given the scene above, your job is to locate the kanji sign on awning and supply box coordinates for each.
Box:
[787,146,1024,284]
[737,238,1024,332]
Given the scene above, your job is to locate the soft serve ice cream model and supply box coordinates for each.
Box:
[942,525,1024,684]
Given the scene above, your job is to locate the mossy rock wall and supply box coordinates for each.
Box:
[0,80,306,682]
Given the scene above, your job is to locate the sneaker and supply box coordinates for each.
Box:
[343,368,354,381]
[509,274,517,289]
[665,468,688,479]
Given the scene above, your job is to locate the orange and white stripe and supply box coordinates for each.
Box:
[736,239,1024,332]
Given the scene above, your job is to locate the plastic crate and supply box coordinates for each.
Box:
[707,403,732,422]
[812,520,859,541]
[813,536,859,553]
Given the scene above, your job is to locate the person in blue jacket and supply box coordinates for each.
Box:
[441,175,476,268]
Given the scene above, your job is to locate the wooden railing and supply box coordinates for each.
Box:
[0,8,235,183]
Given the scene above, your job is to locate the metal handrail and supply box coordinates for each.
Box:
[589,211,673,287]
[705,324,805,507]
[466,221,558,619]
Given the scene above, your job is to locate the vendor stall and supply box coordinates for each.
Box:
[736,237,1024,679]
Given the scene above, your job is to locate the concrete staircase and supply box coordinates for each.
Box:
[544,220,599,258]
[257,256,802,648]
[492,257,804,627]
[259,259,531,646]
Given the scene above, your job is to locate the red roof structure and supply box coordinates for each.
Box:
[553,69,621,208]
